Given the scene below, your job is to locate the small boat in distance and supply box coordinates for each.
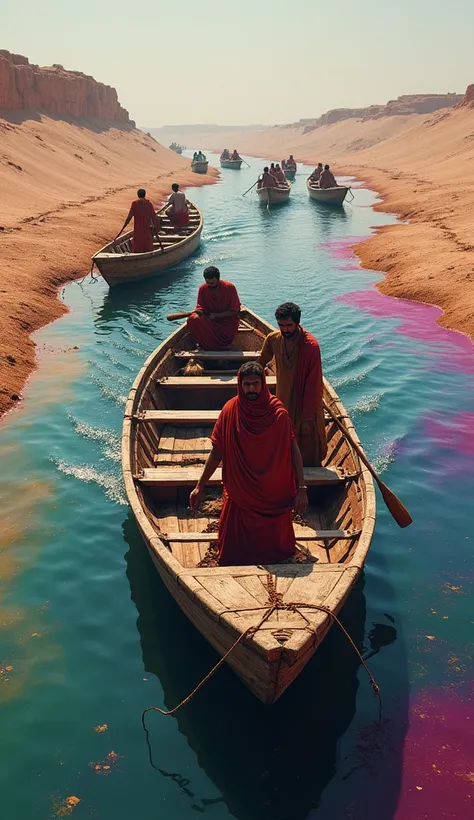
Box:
[91,202,203,287]
[307,179,350,205]
[220,158,243,170]
[282,158,297,180]
[169,142,184,154]
[257,182,291,204]
[122,306,375,702]
[191,158,209,174]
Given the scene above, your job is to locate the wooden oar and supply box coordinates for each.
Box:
[323,399,413,528]
[242,158,251,168]
[167,311,193,321]
[242,180,258,197]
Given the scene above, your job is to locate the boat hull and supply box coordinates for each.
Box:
[307,181,349,204]
[123,309,375,702]
[257,184,291,204]
[220,159,243,169]
[92,203,203,287]
[191,160,209,174]
[283,168,296,180]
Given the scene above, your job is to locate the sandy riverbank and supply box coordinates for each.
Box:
[206,92,474,343]
[0,114,218,418]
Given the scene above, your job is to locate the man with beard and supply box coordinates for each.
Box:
[258,302,327,466]
[186,266,241,350]
[189,362,308,566]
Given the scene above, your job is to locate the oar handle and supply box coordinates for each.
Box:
[167,311,193,321]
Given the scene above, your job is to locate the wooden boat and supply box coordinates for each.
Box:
[191,160,209,174]
[169,143,183,154]
[92,202,203,288]
[220,158,243,170]
[256,182,291,205]
[283,166,296,181]
[123,307,376,703]
[307,179,350,205]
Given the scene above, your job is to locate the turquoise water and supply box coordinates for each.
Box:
[1,152,472,820]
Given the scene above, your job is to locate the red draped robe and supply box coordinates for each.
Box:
[295,328,327,466]
[128,198,160,253]
[211,372,296,566]
[187,280,240,349]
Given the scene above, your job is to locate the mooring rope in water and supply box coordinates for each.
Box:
[141,579,382,727]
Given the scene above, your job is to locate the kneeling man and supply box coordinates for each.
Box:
[189,362,308,566]
[187,266,241,349]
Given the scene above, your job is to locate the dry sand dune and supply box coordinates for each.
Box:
[0,114,217,418]
[209,92,474,343]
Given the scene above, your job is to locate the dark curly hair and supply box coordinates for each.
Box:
[203,265,220,280]
[238,361,263,379]
[275,302,301,324]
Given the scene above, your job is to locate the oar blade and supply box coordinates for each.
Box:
[378,481,413,528]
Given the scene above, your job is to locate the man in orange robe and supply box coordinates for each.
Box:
[319,165,338,189]
[115,188,161,252]
[189,362,308,565]
[258,302,327,466]
[186,266,241,349]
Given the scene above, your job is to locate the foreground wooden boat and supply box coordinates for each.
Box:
[256,183,291,205]
[92,202,202,287]
[191,160,209,174]
[220,158,243,170]
[123,307,376,703]
[307,179,350,204]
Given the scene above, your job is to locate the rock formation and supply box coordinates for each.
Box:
[458,84,474,108]
[0,50,132,123]
[299,92,464,133]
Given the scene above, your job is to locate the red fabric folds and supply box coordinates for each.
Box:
[130,198,160,253]
[211,371,296,566]
[295,328,323,421]
[186,280,240,349]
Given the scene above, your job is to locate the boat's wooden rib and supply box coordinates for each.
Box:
[256,183,291,204]
[92,202,203,287]
[122,306,376,703]
[307,179,350,204]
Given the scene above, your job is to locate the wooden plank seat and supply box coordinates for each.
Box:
[136,409,345,424]
[137,465,346,486]
[163,529,359,542]
[156,375,277,388]
[175,350,260,361]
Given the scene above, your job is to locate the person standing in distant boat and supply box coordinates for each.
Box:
[186,265,241,350]
[319,164,338,189]
[258,301,327,467]
[287,155,297,170]
[115,189,161,253]
[221,148,230,160]
[165,183,189,228]
[257,166,279,189]
[273,163,286,183]
[231,149,241,160]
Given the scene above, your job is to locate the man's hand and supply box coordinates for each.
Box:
[299,420,312,437]
[294,488,308,514]
[189,484,204,511]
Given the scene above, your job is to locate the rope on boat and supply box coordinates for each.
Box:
[141,582,381,725]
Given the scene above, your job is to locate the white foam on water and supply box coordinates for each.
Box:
[71,419,121,462]
[52,458,127,505]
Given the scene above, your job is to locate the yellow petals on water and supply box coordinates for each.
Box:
[425,635,435,641]
[94,723,108,733]
[90,750,121,775]
[54,796,81,816]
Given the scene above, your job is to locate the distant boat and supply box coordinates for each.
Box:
[91,202,203,287]
[257,182,291,204]
[169,142,184,154]
[191,159,209,174]
[220,158,243,170]
[283,166,296,181]
[306,179,350,205]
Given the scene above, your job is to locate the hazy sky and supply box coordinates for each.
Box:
[3,0,473,126]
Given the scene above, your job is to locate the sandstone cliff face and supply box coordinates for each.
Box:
[0,50,132,123]
[458,84,474,107]
[299,92,464,133]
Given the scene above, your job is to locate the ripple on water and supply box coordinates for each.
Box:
[69,418,121,462]
[51,458,126,505]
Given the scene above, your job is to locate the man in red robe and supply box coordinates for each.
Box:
[186,266,241,350]
[115,188,161,252]
[258,302,327,466]
[189,362,308,566]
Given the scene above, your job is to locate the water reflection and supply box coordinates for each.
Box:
[125,514,377,820]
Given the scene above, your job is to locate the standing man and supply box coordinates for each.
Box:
[258,302,327,466]
[319,164,338,188]
[165,183,189,228]
[186,266,241,349]
[115,189,160,253]
[189,362,308,566]
[257,166,279,189]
